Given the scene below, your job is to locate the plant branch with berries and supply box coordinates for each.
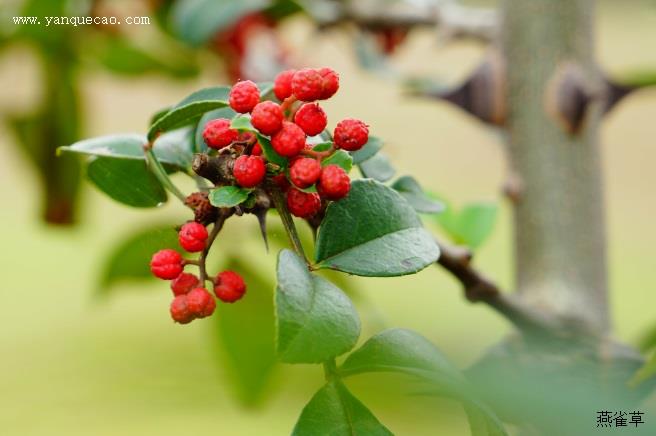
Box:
[58,67,507,435]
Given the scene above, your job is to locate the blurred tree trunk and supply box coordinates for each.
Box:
[501,0,609,332]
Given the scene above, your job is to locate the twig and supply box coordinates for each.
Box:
[314,1,498,43]
[268,184,309,264]
[144,146,188,205]
[434,239,558,334]
[198,210,231,286]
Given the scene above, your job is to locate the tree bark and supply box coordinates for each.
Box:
[501,0,610,333]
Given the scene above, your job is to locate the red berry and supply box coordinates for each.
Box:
[287,188,321,218]
[271,121,306,157]
[150,249,183,280]
[233,155,266,187]
[290,157,321,189]
[214,271,246,303]
[203,118,238,149]
[229,80,260,113]
[178,222,208,253]
[317,165,351,200]
[202,294,216,317]
[251,101,283,135]
[333,118,369,151]
[186,288,216,318]
[292,68,323,102]
[170,295,194,324]
[251,142,262,156]
[318,67,339,100]
[294,103,327,136]
[170,273,199,296]
[274,69,296,101]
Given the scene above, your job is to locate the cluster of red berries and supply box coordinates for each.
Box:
[202,67,369,219]
[150,222,247,324]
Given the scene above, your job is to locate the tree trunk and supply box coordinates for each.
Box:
[501,0,610,333]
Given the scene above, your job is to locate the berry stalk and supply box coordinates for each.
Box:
[198,211,230,285]
[144,146,188,205]
[268,183,309,264]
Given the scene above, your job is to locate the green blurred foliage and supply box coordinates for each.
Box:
[2,0,201,225]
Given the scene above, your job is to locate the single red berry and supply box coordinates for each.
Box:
[333,118,369,151]
[251,142,262,156]
[178,222,209,253]
[287,188,321,218]
[274,69,296,101]
[251,101,283,135]
[229,80,260,113]
[186,288,215,318]
[318,67,339,100]
[203,118,238,149]
[289,157,321,189]
[214,271,247,303]
[233,155,266,187]
[292,68,323,102]
[317,165,351,200]
[201,294,216,317]
[150,249,183,280]
[170,273,200,296]
[294,103,327,136]
[271,121,306,157]
[170,295,194,324]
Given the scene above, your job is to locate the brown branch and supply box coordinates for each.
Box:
[313,2,498,43]
[198,209,232,286]
[435,239,560,334]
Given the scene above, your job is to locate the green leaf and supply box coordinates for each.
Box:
[464,404,509,436]
[195,107,237,152]
[172,0,270,46]
[293,381,392,436]
[58,130,193,169]
[358,152,395,182]
[87,157,167,208]
[231,115,254,131]
[639,324,656,352]
[256,133,288,168]
[265,0,303,20]
[214,257,277,407]
[351,136,382,164]
[340,329,461,382]
[209,186,252,208]
[58,134,146,159]
[434,201,498,249]
[99,225,180,292]
[315,179,440,277]
[276,250,360,363]
[312,142,333,152]
[148,86,230,140]
[391,176,444,214]
[152,127,196,169]
[95,36,199,78]
[322,150,353,173]
[150,107,172,126]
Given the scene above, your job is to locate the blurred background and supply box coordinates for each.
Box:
[1,0,655,434]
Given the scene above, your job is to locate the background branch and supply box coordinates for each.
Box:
[435,239,560,334]
[306,0,498,43]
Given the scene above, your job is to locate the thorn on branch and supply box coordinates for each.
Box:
[416,52,507,126]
